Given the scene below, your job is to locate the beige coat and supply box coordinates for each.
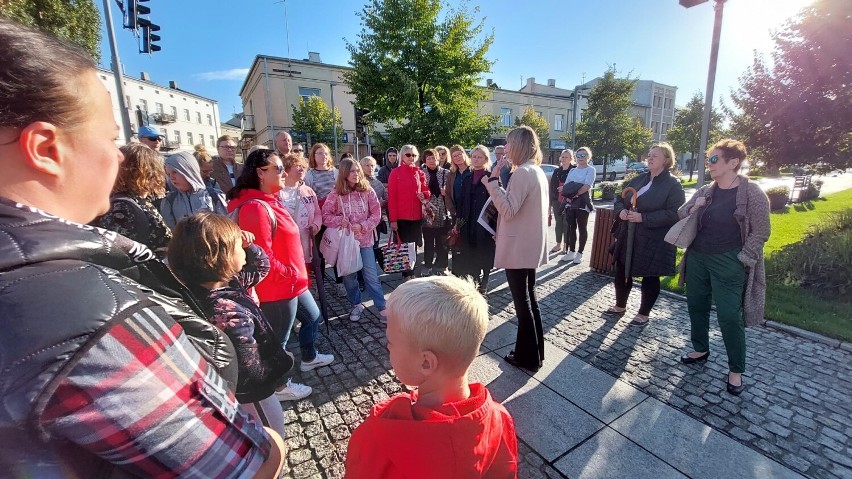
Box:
[211,156,244,195]
[484,161,549,270]
[678,176,770,326]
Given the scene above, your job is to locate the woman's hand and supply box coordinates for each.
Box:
[492,157,508,177]
[619,209,629,221]
[480,174,490,186]
[390,221,398,232]
[309,225,319,236]
[416,191,426,202]
[240,230,255,247]
[350,223,363,234]
[689,197,707,215]
[341,218,350,229]
[627,211,643,223]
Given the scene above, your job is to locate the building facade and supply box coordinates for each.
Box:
[97,68,222,151]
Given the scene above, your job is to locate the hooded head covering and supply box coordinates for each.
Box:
[165,152,205,192]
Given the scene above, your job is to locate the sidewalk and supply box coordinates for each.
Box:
[277,216,851,479]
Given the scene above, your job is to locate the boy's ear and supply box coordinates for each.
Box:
[420,350,438,377]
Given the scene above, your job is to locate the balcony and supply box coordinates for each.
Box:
[242,114,255,132]
[160,139,178,151]
[152,113,176,124]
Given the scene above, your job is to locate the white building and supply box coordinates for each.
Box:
[97,68,222,151]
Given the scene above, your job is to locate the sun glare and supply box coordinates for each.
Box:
[725,0,815,52]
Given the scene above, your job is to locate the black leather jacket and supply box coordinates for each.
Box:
[0,197,237,477]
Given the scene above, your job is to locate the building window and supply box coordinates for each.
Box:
[200,134,206,146]
[210,135,215,146]
[183,109,190,121]
[155,102,164,114]
[652,121,658,134]
[298,87,321,103]
[125,95,131,108]
[207,114,213,126]
[174,130,181,145]
[554,114,564,131]
[140,99,148,112]
[654,96,661,108]
[196,112,202,124]
[162,128,168,140]
[170,106,177,117]
[500,108,512,127]
[187,132,194,145]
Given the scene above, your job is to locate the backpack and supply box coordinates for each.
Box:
[229,199,277,239]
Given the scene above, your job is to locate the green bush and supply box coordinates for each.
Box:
[766,185,790,198]
[766,208,852,295]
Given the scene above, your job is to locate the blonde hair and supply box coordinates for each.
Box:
[399,144,419,164]
[282,153,307,172]
[114,143,166,197]
[334,157,369,194]
[387,276,488,374]
[435,145,450,161]
[507,125,542,166]
[194,144,212,163]
[448,144,470,173]
[469,145,492,171]
[650,142,676,170]
[360,155,377,168]
[308,143,335,169]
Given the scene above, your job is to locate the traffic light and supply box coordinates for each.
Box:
[123,0,152,30]
[140,19,161,54]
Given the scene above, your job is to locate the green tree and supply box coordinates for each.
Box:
[514,106,550,153]
[667,92,725,181]
[726,0,851,173]
[1,0,101,62]
[291,96,344,148]
[344,0,499,150]
[568,69,652,178]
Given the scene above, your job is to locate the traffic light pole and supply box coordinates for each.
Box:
[103,0,133,143]
[694,0,725,188]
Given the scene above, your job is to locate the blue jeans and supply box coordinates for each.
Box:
[260,290,321,361]
[342,247,386,311]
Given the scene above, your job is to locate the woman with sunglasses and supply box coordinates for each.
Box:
[482,126,549,372]
[559,147,594,264]
[444,145,471,274]
[228,149,335,402]
[678,139,770,396]
[387,144,431,279]
[607,142,684,326]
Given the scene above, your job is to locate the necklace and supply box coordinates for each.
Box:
[719,175,739,189]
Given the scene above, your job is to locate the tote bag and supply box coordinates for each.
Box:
[664,214,698,249]
[380,232,417,273]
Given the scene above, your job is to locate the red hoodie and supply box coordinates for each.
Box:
[388,163,431,222]
[345,383,518,479]
[227,189,309,302]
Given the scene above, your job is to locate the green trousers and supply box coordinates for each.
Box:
[686,249,747,373]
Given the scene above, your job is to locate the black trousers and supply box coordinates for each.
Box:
[613,260,661,316]
[505,268,544,369]
[422,225,449,269]
[564,208,590,253]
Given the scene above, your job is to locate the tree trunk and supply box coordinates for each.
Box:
[688,153,695,181]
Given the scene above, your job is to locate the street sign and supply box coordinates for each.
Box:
[343,133,349,143]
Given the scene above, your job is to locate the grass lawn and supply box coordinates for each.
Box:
[660,188,852,341]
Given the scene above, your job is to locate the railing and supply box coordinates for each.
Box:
[159,139,178,151]
[151,113,176,124]
[242,114,255,131]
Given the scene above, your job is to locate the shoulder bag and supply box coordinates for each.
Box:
[664,214,698,248]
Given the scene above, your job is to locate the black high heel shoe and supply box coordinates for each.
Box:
[504,352,540,373]
[680,351,710,364]
[726,380,745,396]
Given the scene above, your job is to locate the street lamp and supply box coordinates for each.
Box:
[330,81,338,160]
[681,0,726,188]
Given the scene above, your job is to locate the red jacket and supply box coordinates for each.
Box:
[345,383,518,479]
[227,189,309,302]
[388,163,431,222]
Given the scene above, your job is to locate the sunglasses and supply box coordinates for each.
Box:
[404,153,417,158]
[260,165,285,174]
[575,152,587,159]
[706,155,720,164]
[293,149,304,153]
[144,136,162,142]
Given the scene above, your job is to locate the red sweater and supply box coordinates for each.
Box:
[387,163,431,222]
[345,383,518,479]
[227,189,309,302]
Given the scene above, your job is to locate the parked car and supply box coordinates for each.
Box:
[539,163,558,180]
[627,162,648,174]
[593,159,627,181]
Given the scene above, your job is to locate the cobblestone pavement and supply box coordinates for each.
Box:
[277,261,851,479]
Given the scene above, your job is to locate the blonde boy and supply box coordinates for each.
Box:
[345,276,518,478]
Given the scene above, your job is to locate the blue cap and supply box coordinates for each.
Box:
[138,125,163,138]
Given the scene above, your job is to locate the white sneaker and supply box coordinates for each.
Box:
[274,379,312,401]
[336,283,347,297]
[379,309,388,324]
[350,304,365,322]
[300,352,335,372]
[560,251,576,263]
[573,252,583,264]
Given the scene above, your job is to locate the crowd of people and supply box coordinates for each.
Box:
[0,16,772,478]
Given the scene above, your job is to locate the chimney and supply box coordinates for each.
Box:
[547,79,556,87]
[140,71,150,82]
[308,52,321,63]
[486,79,493,87]
[169,80,179,89]
[526,77,535,93]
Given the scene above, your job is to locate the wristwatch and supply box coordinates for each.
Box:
[488,177,500,183]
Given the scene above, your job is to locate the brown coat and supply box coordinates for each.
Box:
[484,161,549,270]
[211,156,244,195]
[678,176,770,326]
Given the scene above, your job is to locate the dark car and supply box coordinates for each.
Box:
[627,162,648,174]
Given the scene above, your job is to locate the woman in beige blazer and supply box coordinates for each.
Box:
[483,126,549,372]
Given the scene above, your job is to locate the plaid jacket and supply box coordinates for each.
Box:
[0,198,271,478]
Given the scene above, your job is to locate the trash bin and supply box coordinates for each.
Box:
[590,207,616,273]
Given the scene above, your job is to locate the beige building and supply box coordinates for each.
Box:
[238,54,675,164]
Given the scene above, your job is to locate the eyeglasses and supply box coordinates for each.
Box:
[219,144,237,150]
[575,152,587,159]
[293,149,304,153]
[260,165,285,174]
[404,153,417,158]
[706,155,720,164]
[144,136,162,142]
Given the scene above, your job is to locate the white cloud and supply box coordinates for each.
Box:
[193,68,250,81]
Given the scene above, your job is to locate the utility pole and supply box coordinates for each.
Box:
[330,81,338,159]
[103,0,133,143]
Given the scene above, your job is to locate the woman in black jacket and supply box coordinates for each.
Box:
[548,149,575,255]
[457,145,496,295]
[607,142,685,325]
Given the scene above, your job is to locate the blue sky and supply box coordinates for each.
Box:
[97,0,814,119]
